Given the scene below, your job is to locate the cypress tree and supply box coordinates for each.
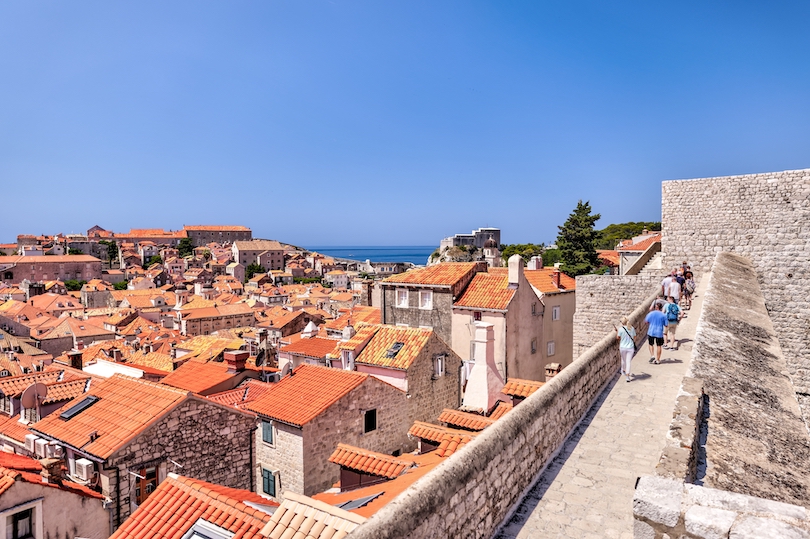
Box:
[556,200,601,276]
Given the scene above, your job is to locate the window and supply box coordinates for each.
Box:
[261,420,274,445]
[433,354,446,378]
[418,290,433,310]
[547,341,556,356]
[363,409,377,434]
[532,303,537,316]
[395,289,408,308]
[473,311,482,322]
[552,306,560,321]
[261,468,276,497]
[531,339,537,354]
[8,508,33,539]
[135,466,158,505]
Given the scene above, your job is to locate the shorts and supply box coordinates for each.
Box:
[666,323,678,335]
[648,336,664,346]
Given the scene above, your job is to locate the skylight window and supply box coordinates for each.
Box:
[385,342,405,358]
[59,395,100,420]
[337,492,383,510]
[181,518,235,539]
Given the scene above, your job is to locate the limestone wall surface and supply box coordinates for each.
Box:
[349,290,658,539]
[661,169,810,396]
[572,274,660,356]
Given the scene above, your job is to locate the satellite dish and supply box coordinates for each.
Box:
[280,363,292,378]
[21,383,47,409]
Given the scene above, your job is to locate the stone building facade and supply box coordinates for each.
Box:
[252,374,409,499]
[660,168,810,416]
[0,255,102,285]
[183,225,252,246]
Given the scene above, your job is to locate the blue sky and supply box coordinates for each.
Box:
[1,1,808,245]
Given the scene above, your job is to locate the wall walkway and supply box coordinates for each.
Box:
[494,275,706,539]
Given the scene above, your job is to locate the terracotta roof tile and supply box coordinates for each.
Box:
[353,325,432,371]
[260,491,365,538]
[110,473,277,539]
[438,408,496,431]
[617,233,662,251]
[160,361,237,394]
[206,380,274,409]
[407,421,478,457]
[0,371,63,397]
[454,270,516,311]
[597,250,620,266]
[42,378,90,404]
[502,378,545,398]
[0,411,33,444]
[32,374,190,459]
[488,400,513,420]
[244,365,367,427]
[0,453,102,499]
[383,262,480,286]
[280,336,340,360]
[329,444,415,479]
[523,268,577,293]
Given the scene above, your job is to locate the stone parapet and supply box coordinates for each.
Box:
[633,476,810,539]
[349,289,659,539]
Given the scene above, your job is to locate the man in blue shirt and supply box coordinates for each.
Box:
[645,302,668,365]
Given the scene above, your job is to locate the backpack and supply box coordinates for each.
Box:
[667,303,680,322]
[685,279,696,294]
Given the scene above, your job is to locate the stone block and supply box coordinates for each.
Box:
[633,519,655,539]
[684,505,736,539]
[633,475,682,527]
[684,484,807,521]
[729,517,810,539]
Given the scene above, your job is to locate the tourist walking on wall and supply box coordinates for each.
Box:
[682,268,695,310]
[645,302,668,365]
[615,316,636,382]
[663,296,681,350]
[669,274,682,308]
[661,271,674,298]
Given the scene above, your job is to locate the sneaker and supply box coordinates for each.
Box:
[662,345,670,350]
[626,377,631,382]
[649,357,655,363]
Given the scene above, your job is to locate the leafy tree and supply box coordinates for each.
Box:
[178,238,194,258]
[113,280,129,290]
[203,249,212,260]
[500,243,545,263]
[293,277,322,284]
[68,248,83,255]
[99,240,118,264]
[149,255,163,266]
[64,279,86,291]
[0,251,5,256]
[556,200,601,277]
[245,263,266,281]
[542,248,562,266]
[595,221,661,250]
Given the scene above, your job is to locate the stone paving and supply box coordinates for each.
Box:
[495,279,706,539]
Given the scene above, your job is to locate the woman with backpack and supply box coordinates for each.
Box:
[682,268,695,310]
[615,316,636,382]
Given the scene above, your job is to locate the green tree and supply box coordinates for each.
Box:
[148,255,163,266]
[245,263,266,281]
[113,280,129,290]
[542,248,562,266]
[500,243,545,263]
[68,248,83,255]
[64,279,87,291]
[556,200,601,277]
[178,238,194,258]
[595,221,661,250]
[99,240,118,264]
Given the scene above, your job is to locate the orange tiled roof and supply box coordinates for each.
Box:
[454,269,516,311]
[262,492,365,538]
[160,361,237,394]
[0,371,62,397]
[0,411,33,444]
[0,453,103,499]
[245,365,367,427]
[502,378,545,398]
[383,262,479,287]
[438,408,496,431]
[32,374,189,459]
[281,336,340,360]
[206,380,274,409]
[329,444,415,479]
[597,250,620,266]
[110,473,276,539]
[353,325,431,371]
[183,225,251,231]
[523,268,576,293]
[407,421,478,457]
[617,232,662,252]
[42,378,90,404]
[488,400,513,420]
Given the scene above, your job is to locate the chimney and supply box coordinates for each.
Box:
[111,348,122,362]
[545,362,562,382]
[460,322,505,414]
[39,458,63,485]
[301,321,318,339]
[170,343,177,359]
[527,255,544,270]
[552,268,561,289]
[76,340,85,351]
[224,350,249,373]
[67,350,83,370]
[507,254,524,289]
[342,321,356,341]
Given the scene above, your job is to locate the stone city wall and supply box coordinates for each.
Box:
[633,252,810,538]
[661,169,810,399]
[573,274,660,357]
[349,290,659,539]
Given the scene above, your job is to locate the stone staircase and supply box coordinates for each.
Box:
[638,251,664,276]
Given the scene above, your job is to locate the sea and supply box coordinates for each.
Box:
[305,246,435,266]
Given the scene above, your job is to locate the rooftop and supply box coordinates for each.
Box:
[329,443,416,480]
[353,325,432,371]
[502,378,545,398]
[454,269,516,311]
[383,262,480,287]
